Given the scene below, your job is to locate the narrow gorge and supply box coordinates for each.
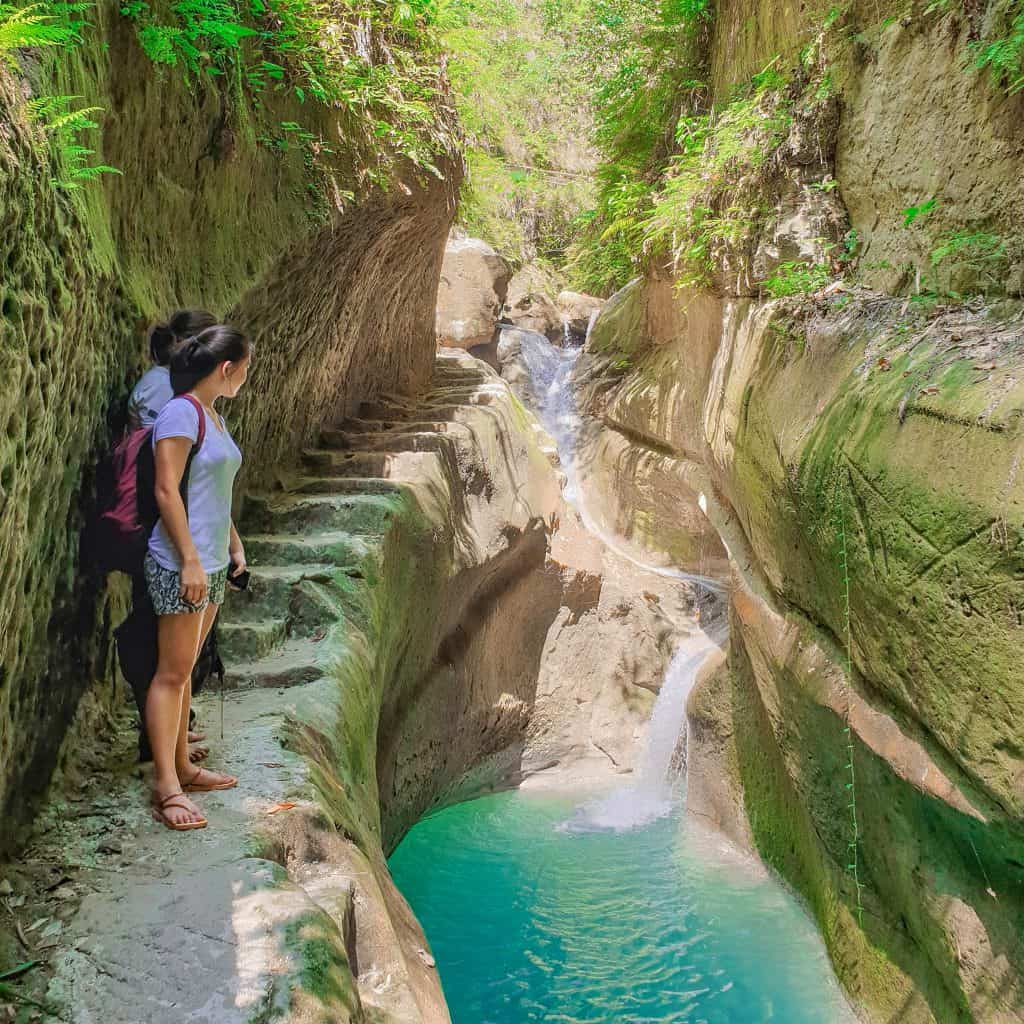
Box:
[0,1,1022,1023]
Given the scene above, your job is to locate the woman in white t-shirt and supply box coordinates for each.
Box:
[128,309,217,429]
[145,325,251,831]
[128,309,218,762]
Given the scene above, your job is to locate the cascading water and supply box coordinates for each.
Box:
[512,326,729,829]
[512,327,726,594]
[565,630,723,832]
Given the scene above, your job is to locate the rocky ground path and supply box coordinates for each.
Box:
[7,357,508,1024]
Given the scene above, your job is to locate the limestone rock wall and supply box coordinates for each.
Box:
[0,6,459,851]
[708,0,1024,297]
[574,277,1024,1022]
[564,7,1024,1014]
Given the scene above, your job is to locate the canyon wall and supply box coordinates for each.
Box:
[44,351,695,1022]
[570,3,1024,1020]
[0,4,460,848]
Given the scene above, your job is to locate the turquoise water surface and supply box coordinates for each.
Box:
[389,788,855,1024]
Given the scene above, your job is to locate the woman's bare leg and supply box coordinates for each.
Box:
[176,604,235,789]
[174,604,221,781]
[147,612,205,826]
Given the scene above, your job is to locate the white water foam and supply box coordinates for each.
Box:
[511,329,729,830]
[562,632,720,832]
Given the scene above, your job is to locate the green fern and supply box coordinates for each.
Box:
[972,3,1024,94]
[0,2,82,65]
[27,94,121,189]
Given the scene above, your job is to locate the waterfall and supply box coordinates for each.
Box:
[513,328,727,594]
[509,328,729,830]
[514,331,585,501]
[564,632,719,832]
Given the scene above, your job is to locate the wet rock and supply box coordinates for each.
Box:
[556,290,605,345]
[504,263,563,341]
[435,229,513,349]
[574,270,1024,1023]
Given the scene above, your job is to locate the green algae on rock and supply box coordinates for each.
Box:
[0,1,461,853]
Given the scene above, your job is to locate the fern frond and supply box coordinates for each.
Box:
[0,2,78,61]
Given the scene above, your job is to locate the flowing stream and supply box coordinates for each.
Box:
[390,330,855,1022]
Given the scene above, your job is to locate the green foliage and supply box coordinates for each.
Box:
[438,0,595,266]
[903,197,937,227]
[915,0,1024,95]
[762,259,829,298]
[0,2,87,65]
[971,0,1024,93]
[929,228,1008,293]
[26,93,121,188]
[929,228,1005,269]
[640,64,795,289]
[562,0,714,294]
[120,0,458,178]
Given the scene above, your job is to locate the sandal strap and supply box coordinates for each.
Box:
[159,792,190,810]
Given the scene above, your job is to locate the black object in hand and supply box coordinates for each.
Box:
[228,562,250,591]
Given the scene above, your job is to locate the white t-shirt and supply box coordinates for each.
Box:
[147,398,242,573]
[129,365,174,429]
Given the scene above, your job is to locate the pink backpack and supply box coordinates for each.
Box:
[97,394,206,573]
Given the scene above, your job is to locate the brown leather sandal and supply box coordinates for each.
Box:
[153,792,208,831]
[183,766,238,793]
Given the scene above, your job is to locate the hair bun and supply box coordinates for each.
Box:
[182,337,204,363]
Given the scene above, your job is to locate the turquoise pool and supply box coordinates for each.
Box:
[389,788,855,1024]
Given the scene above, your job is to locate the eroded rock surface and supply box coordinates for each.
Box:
[556,290,604,345]
[503,263,563,341]
[573,278,1024,1023]
[0,11,459,850]
[434,231,513,349]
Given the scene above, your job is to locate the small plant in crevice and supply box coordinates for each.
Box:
[903,196,937,228]
[27,93,121,188]
[762,259,830,298]
[118,0,459,186]
[929,228,1007,291]
[970,0,1024,94]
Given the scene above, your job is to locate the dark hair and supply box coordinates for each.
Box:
[170,325,250,395]
[149,309,218,365]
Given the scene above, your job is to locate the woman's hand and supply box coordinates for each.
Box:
[180,557,209,607]
[229,542,247,579]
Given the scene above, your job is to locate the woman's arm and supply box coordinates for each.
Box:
[228,520,246,577]
[153,437,207,605]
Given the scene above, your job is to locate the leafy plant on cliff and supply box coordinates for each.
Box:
[641,66,795,289]
[438,0,596,267]
[763,259,829,298]
[27,93,121,188]
[0,2,87,63]
[562,0,714,294]
[971,0,1024,93]
[119,0,458,180]
[929,228,1008,294]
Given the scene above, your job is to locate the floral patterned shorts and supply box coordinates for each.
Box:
[144,553,228,616]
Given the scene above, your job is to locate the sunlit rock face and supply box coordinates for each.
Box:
[503,263,564,342]
[434,230,513,350]
[574,271,1024,1022]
